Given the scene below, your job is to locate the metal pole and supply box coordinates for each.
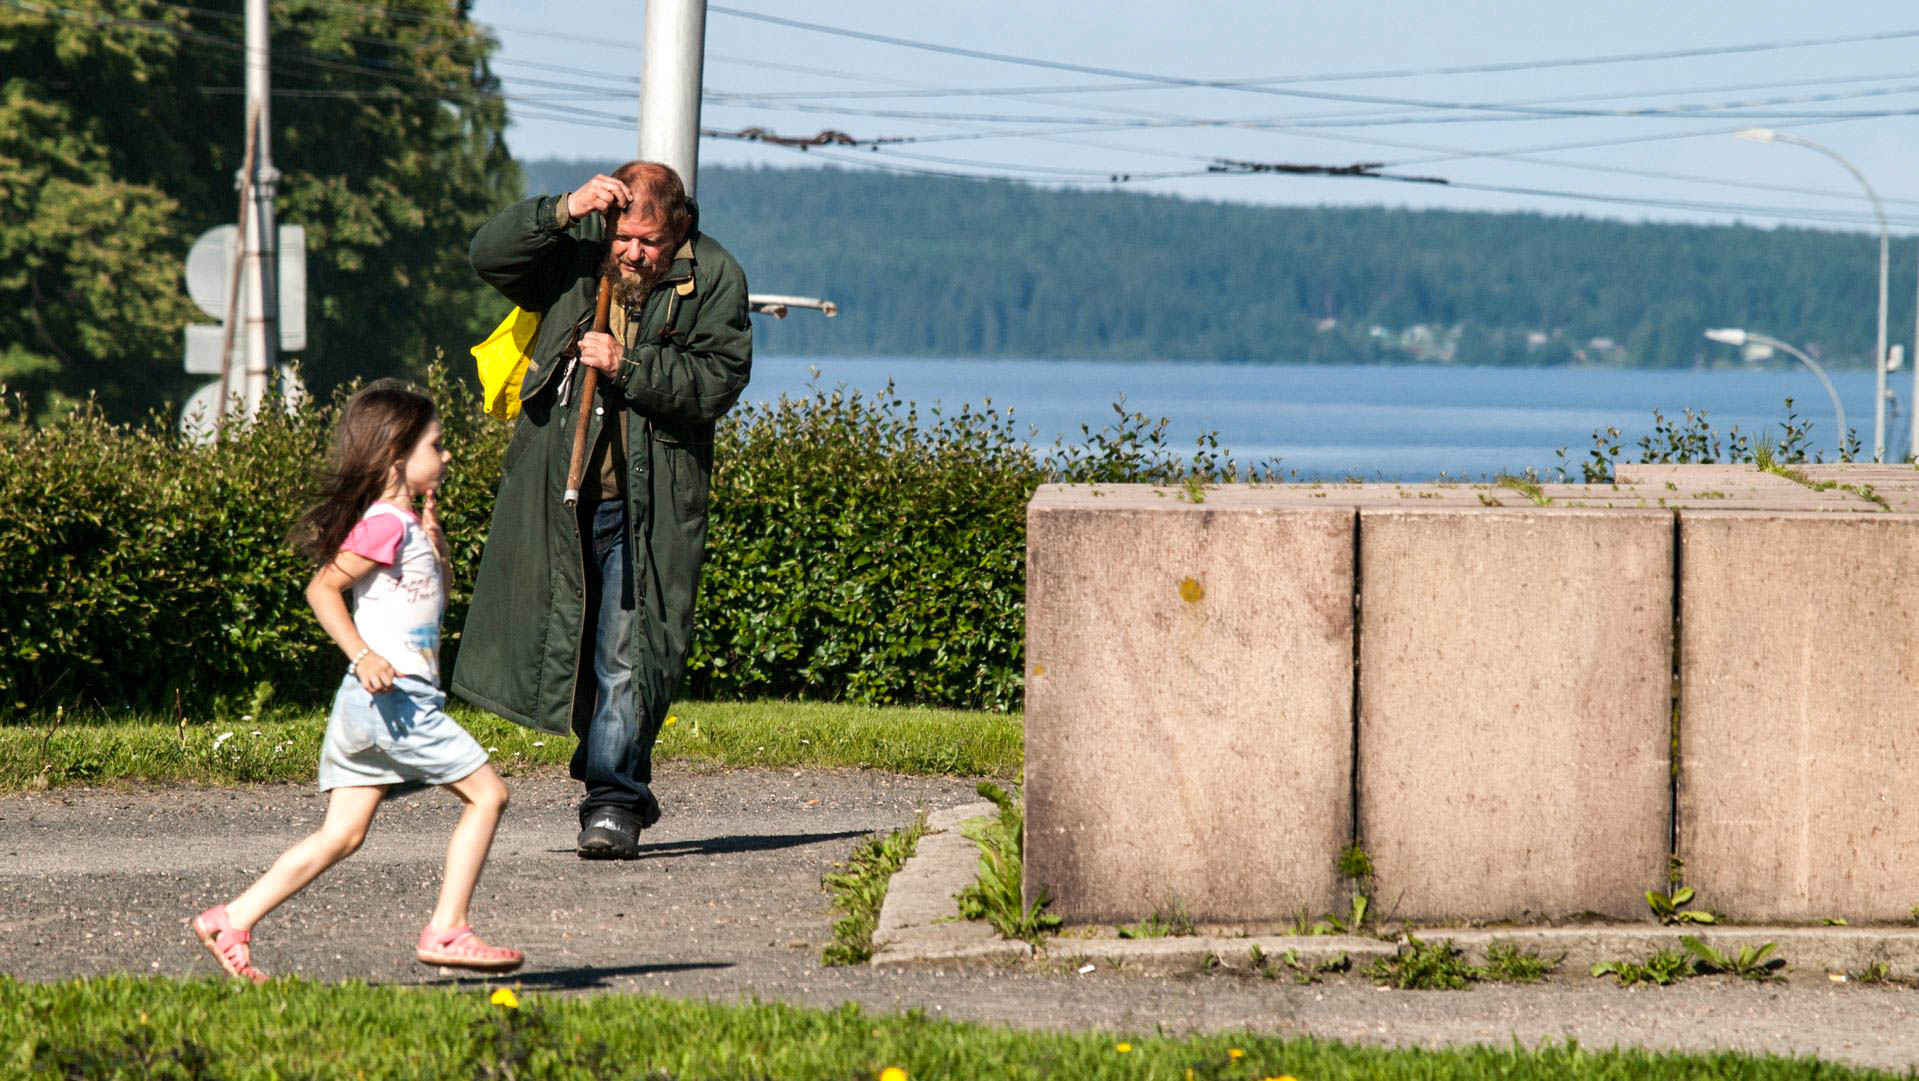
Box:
[637,0,706,197]
[1910,239,1919,461]
[1772,135,1885,460]
[1755,334,1848,457]
[241,0,280,417]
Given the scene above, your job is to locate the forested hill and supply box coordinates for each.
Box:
[526,159,1914,370]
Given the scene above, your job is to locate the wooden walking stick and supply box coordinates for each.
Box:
[563,224,618,508]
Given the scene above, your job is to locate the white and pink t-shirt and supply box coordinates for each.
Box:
[340,501,446,684]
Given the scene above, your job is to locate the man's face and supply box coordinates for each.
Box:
[610,209,675,290]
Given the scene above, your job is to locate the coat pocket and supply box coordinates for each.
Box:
[651,421,713,522]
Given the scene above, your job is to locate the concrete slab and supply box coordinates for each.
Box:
[1065,483,1497,508]
[1614,463,1796,487]
[1024,485,1356,923]
[1358,507,1673,922]
[1792,464,1919,485]
[871,802,1034,968]
[1045,934,1393,976]
[1535,483,1871,511]
[1439,926,1919,975]
[1678,510,1919,921]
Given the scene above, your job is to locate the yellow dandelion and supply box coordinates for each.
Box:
[1229,1048,1245,1060]
[489,987,520,1009]
[879,1069,908,1081]
[665,714,679,726]
[1115,1043,1133,1053]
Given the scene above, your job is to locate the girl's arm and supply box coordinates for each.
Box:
[306,553,397,694]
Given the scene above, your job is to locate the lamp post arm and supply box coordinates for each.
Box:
[1773,134,1887,459]
[1752,333,1848,457]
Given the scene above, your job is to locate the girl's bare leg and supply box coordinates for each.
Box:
[225,785,386,930]
[429,764,510,930]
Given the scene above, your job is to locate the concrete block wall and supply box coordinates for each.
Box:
[1357,508,1672,922]
[1679,511,1919,921]
[1023,487,1356,923]
[1024,465,1918,925]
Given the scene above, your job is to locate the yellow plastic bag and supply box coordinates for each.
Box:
[471,307,539,421]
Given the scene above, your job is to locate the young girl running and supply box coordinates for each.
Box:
[193,381,523,982]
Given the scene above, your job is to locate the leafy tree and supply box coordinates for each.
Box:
[0,0,519,420]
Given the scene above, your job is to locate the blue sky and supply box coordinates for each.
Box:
[466,1,1919,232]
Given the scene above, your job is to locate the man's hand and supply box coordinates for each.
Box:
[567,175,631,220]
[579,331,622,375]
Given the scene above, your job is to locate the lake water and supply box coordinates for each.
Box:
[746,356,1902,482]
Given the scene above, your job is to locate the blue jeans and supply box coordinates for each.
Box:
[571,498,660,828]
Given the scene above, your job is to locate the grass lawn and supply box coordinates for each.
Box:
[0,699,1022,791]
[3,975,1898,1081]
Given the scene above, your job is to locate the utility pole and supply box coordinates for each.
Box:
[634,0,836,325]
[637,0,706,196]
[241,0,280,415]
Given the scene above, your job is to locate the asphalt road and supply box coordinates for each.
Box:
[4,766,1919,1072]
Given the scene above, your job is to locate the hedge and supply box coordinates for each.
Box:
[0,367,1261,718]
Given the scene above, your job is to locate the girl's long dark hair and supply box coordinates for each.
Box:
[291,380,438,567]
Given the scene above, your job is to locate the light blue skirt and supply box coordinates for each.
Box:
[317,674,488,792]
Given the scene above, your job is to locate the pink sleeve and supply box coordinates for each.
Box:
[340,514,405,565]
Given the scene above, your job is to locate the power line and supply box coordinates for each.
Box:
[708,6,1919,101]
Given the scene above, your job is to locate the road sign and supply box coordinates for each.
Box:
[182,223,307,373]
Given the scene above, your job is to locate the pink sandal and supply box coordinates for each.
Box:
[417,924,524,972]
[192,904,268,984]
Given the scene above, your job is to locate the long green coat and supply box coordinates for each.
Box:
[452,193,751,744]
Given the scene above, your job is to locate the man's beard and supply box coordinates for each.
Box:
[602,248,660,308]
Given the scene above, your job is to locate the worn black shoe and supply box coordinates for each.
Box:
[576,808,642,860]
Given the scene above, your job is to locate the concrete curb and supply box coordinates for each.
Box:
[870,801,1919,977]
[871,801,1032,968]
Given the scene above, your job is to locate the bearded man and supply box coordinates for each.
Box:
[455,162,751,859]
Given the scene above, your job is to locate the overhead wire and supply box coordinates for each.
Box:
[23,0,1919,228]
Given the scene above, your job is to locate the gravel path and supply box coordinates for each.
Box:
[4,767,1918,1072]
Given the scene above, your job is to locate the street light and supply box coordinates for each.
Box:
[1733,129,1888,460]
[1704,328,1847,457]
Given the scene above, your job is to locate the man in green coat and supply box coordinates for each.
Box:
[454,162,751,858]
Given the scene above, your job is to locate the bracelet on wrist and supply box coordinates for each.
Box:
[348,646,371,675]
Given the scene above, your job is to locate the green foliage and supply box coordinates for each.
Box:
[6,974,1903,1081]
[1483,940,1563,983]
[955,780,1060,944]
[1116,898,1195,940]
[1560,399,1854,484]
[1848,961,1896,986]
[0,699,1024,791]
[0,364,498,715]
[534,159,1915,372]
[820,814,928,966]
[1592,948,1699,987]
[2,366,1255,716]
[1682,936,1785,982]
[1336,842,1375,881]
[0,0,519,419]
[1647,885,1717,925]
[1368,935,1482,990]
[663,384,1261,712]
[1250,946,1352,984]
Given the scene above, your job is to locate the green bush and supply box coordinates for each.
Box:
[0,365,505,717]
[1,369,1253,717]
